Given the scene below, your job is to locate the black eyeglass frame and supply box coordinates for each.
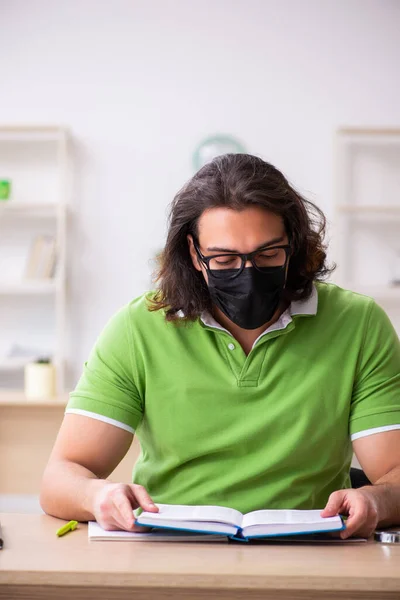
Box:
[193,237,292,279]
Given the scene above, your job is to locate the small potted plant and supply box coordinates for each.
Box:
[24,357,56,400]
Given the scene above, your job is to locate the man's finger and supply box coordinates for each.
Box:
[339,502,367,539]
[113,492,136,529]
[130,484,159,512]
[340,515,359,539]
[320,491,345,518]
[131,522,153,533]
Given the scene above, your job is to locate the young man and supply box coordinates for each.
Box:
[41,154,400,538]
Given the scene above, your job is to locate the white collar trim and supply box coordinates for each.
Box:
[199,284,318,346]
[289,283,318,316]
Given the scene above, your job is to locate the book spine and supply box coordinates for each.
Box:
[25,235,56,279]
[42,238,57,279]
[25,235,45,279]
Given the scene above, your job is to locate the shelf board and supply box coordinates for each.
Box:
[0,125,68,143]
[338,127,400,136]
[0,357,36,371]
[0,390,68,407]
[0,202,64,218]
[0,280,59,295]
[337,205,400,213]
[337,128,400,146]
[349,285,400,300]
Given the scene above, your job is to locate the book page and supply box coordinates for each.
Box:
[139,503,243,528]
[242,509,342,529]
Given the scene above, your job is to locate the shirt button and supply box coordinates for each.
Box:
[228,343,235,351]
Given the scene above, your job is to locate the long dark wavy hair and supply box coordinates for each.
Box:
[148,153,334,321]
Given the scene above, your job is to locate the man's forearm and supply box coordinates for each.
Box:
[364,466,400,528]
[40,459,110,522]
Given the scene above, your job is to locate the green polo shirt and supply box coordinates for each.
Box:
[67,282,400,513]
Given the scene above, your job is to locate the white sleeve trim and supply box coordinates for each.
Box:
[65,408,135,434]
[351,424,400,441]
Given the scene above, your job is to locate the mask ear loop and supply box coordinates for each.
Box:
[284,254,289,289]
[192,237,206,270]
[283,243,292,291]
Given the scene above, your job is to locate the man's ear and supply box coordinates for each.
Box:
[187,234,202,272]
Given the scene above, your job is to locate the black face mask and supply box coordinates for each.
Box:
[206,266,287,330]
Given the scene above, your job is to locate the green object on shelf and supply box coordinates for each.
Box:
[193,135,246,171]
[0,180,11,200]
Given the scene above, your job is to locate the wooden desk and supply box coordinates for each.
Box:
[1,514,400,600]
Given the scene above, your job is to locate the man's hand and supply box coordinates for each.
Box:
[320,488,379,539]
[92,482,159,532]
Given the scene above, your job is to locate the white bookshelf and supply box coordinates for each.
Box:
[0,125,70,394]
[333,127,400,330]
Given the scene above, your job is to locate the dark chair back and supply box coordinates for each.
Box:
[350,467,371,489]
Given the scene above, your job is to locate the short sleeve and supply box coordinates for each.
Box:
[66,305,143,433]
[350,300,400,439]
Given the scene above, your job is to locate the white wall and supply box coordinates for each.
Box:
[0,0,399,386]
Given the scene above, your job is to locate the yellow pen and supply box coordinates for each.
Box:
[56,520,78,537]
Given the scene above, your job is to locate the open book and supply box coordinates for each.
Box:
[135,503,345,540]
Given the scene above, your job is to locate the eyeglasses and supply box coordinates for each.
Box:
[193,238,291,279]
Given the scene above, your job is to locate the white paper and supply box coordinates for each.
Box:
[88,521,227,542]
[138,503,243,528]
[242,509,342,529]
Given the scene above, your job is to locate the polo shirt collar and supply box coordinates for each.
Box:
[290,283,318,317]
